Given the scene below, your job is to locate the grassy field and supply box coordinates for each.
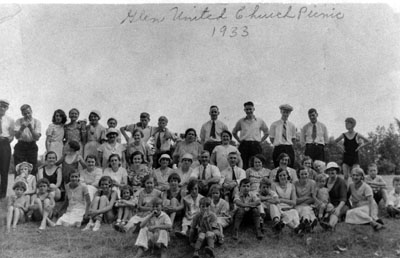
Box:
[1,175,399,258]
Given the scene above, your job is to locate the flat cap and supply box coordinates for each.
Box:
[279,104,293,111]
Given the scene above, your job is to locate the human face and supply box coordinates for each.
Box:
[159,158,170,168]
[86,158,96,169]
[299,169,309,180]
[209,107,219,120]
[200,203,210,214]
[279,157,290,167]
[145,178,154,192]
[393,181,400,193]
[260,184,270,194]
[107,119,117,128]
[211,189,220,201]
[221,133,231,145]
[327,168,337,179]
[69,173,80,186]
[253,157,263,170]
[122,190,131,200]
[278,171,289,183]
[152,204,162,216]
[158,120,167,129]
[54,112,63,124]
[89,113,99,125]
[19,166,29,177]
[185,131,196,143]
[368,166,377,179]
[244,105,254,116]
[345,121,355,130]
[99,180,111,191]
[190,184,199,197]
[351,171,362,184]
[228,154,238,167]
[240,183,250,195]
[200,153,210,165]
[317,178,326,188]
[140,116,149,127]
[308,111,318,124]
[133,132,142,142]
[46,153,57,165]
[169,179,179,189]
[22,108,32,120]
[14,187,25,197]
[303,159,312,169]
[38,183,49,194]
[280,109,291,121]
[0,102,8,116]
[107,133,117,143]
[110,156,120,168]
[132,154,143,165]
[181,158,192,169]
[69,110,79,122]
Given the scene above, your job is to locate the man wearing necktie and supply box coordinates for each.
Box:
[270,104,296,168]
[300,108,329,162]
[0,99,14,199]
[152,116,177,168]
[190,150,221,196]
[220,152,246,205]
[200,105,229,154]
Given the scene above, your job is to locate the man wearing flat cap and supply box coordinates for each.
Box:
[270,104,296,167]
[0,99,14,199]
[14,104,41,177]
[300,108,328,162]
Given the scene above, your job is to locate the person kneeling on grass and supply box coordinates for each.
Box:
[134,197,172,258]
[6,181,29,233]
[233,178,263,240]
[28,178,56,231]
[190,197,220,258]
[386,176,400,218]
[56,171,91,227]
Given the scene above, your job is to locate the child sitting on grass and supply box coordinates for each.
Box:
[114,185,137,229]
[190,197,219,258]
[56,171,90,227]
[314,174,334,222]
[209,184,230,244]
[386,176,400,218]
[233,178,263,240]
[29,178,56,231]
[364,163,387,206]
[6,181,29,233]
[133,197,172,258]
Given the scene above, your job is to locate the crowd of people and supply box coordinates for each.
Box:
[1,99,400,258]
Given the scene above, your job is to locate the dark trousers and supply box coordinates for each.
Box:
[234,207,260,230]
[14,141,38,176]
[272,145,295,167]
[0,139,11,198]
[305,143,325,162]
[238,141,262,170]
[203,141,222,154]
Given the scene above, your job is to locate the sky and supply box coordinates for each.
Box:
[0,2,399,155]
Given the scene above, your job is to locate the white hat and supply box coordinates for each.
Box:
[158,154,172,164]
[325,162,340,171]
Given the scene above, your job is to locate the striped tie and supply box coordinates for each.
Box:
[282,121,287,142]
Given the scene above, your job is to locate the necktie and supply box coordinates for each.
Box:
[0,118,2,135]
[312,124,317,142]
[202,165,207,180]
[210,120,216,138]
[232,167,237,181]
[156,131,162,149]
[282,121,287,141]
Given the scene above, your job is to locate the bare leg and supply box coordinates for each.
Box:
[12,208,21,229]
[134,247,145,258]
[122,207,131,223]
[343,164,350,184]
[170,198,178,225]
[116,207,123,222]
[6,206,14,233]
[39,199,51,230]
[160,246,167,258]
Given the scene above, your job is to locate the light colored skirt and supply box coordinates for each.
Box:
[345,202,378,224]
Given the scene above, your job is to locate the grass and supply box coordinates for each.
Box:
[1,175,400,258]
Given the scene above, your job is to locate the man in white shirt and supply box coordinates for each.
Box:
[270,104,296,167]
[190,150,221,196]
[200,105,229,154]
[0,99,14,199]
[300,108,328,162]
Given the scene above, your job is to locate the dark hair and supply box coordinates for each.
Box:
[243,101,254,107]
[221,130,232,140]
[45,151,58,161]
[199,197,211,207]
[277,153,291,164]
[308,108,317,114]
[209,105,219,110]
[302,156,312,164]
[13,181,27,191]
[249,154,266,167]
[184,128,197,138]
[130,151,146,164]
[392,176,400,185]
[108,154,121,167]
[239,178,250,188]
[151,197,163,206]
[99,176,112,187]
[107,117,117,124]
[68,140,80,151]
[187,178,199,193]
[168,173,181,183]
[274,168,291,183]
[85,154,97,163]
[132,129,144,138]
[52,109,67,124]
[259,178,272,187]
[69,169,80,177]
[120,185,133,196]
[20,104,31,111]
[141,175,157,188]
[37,178,50,188]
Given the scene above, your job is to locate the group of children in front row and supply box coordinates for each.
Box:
[6,154,400,258]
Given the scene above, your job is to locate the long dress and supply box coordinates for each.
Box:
[273,183,300,228]
[56,183,89,227]
[345,182,378,224]
[46,123,65,161]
